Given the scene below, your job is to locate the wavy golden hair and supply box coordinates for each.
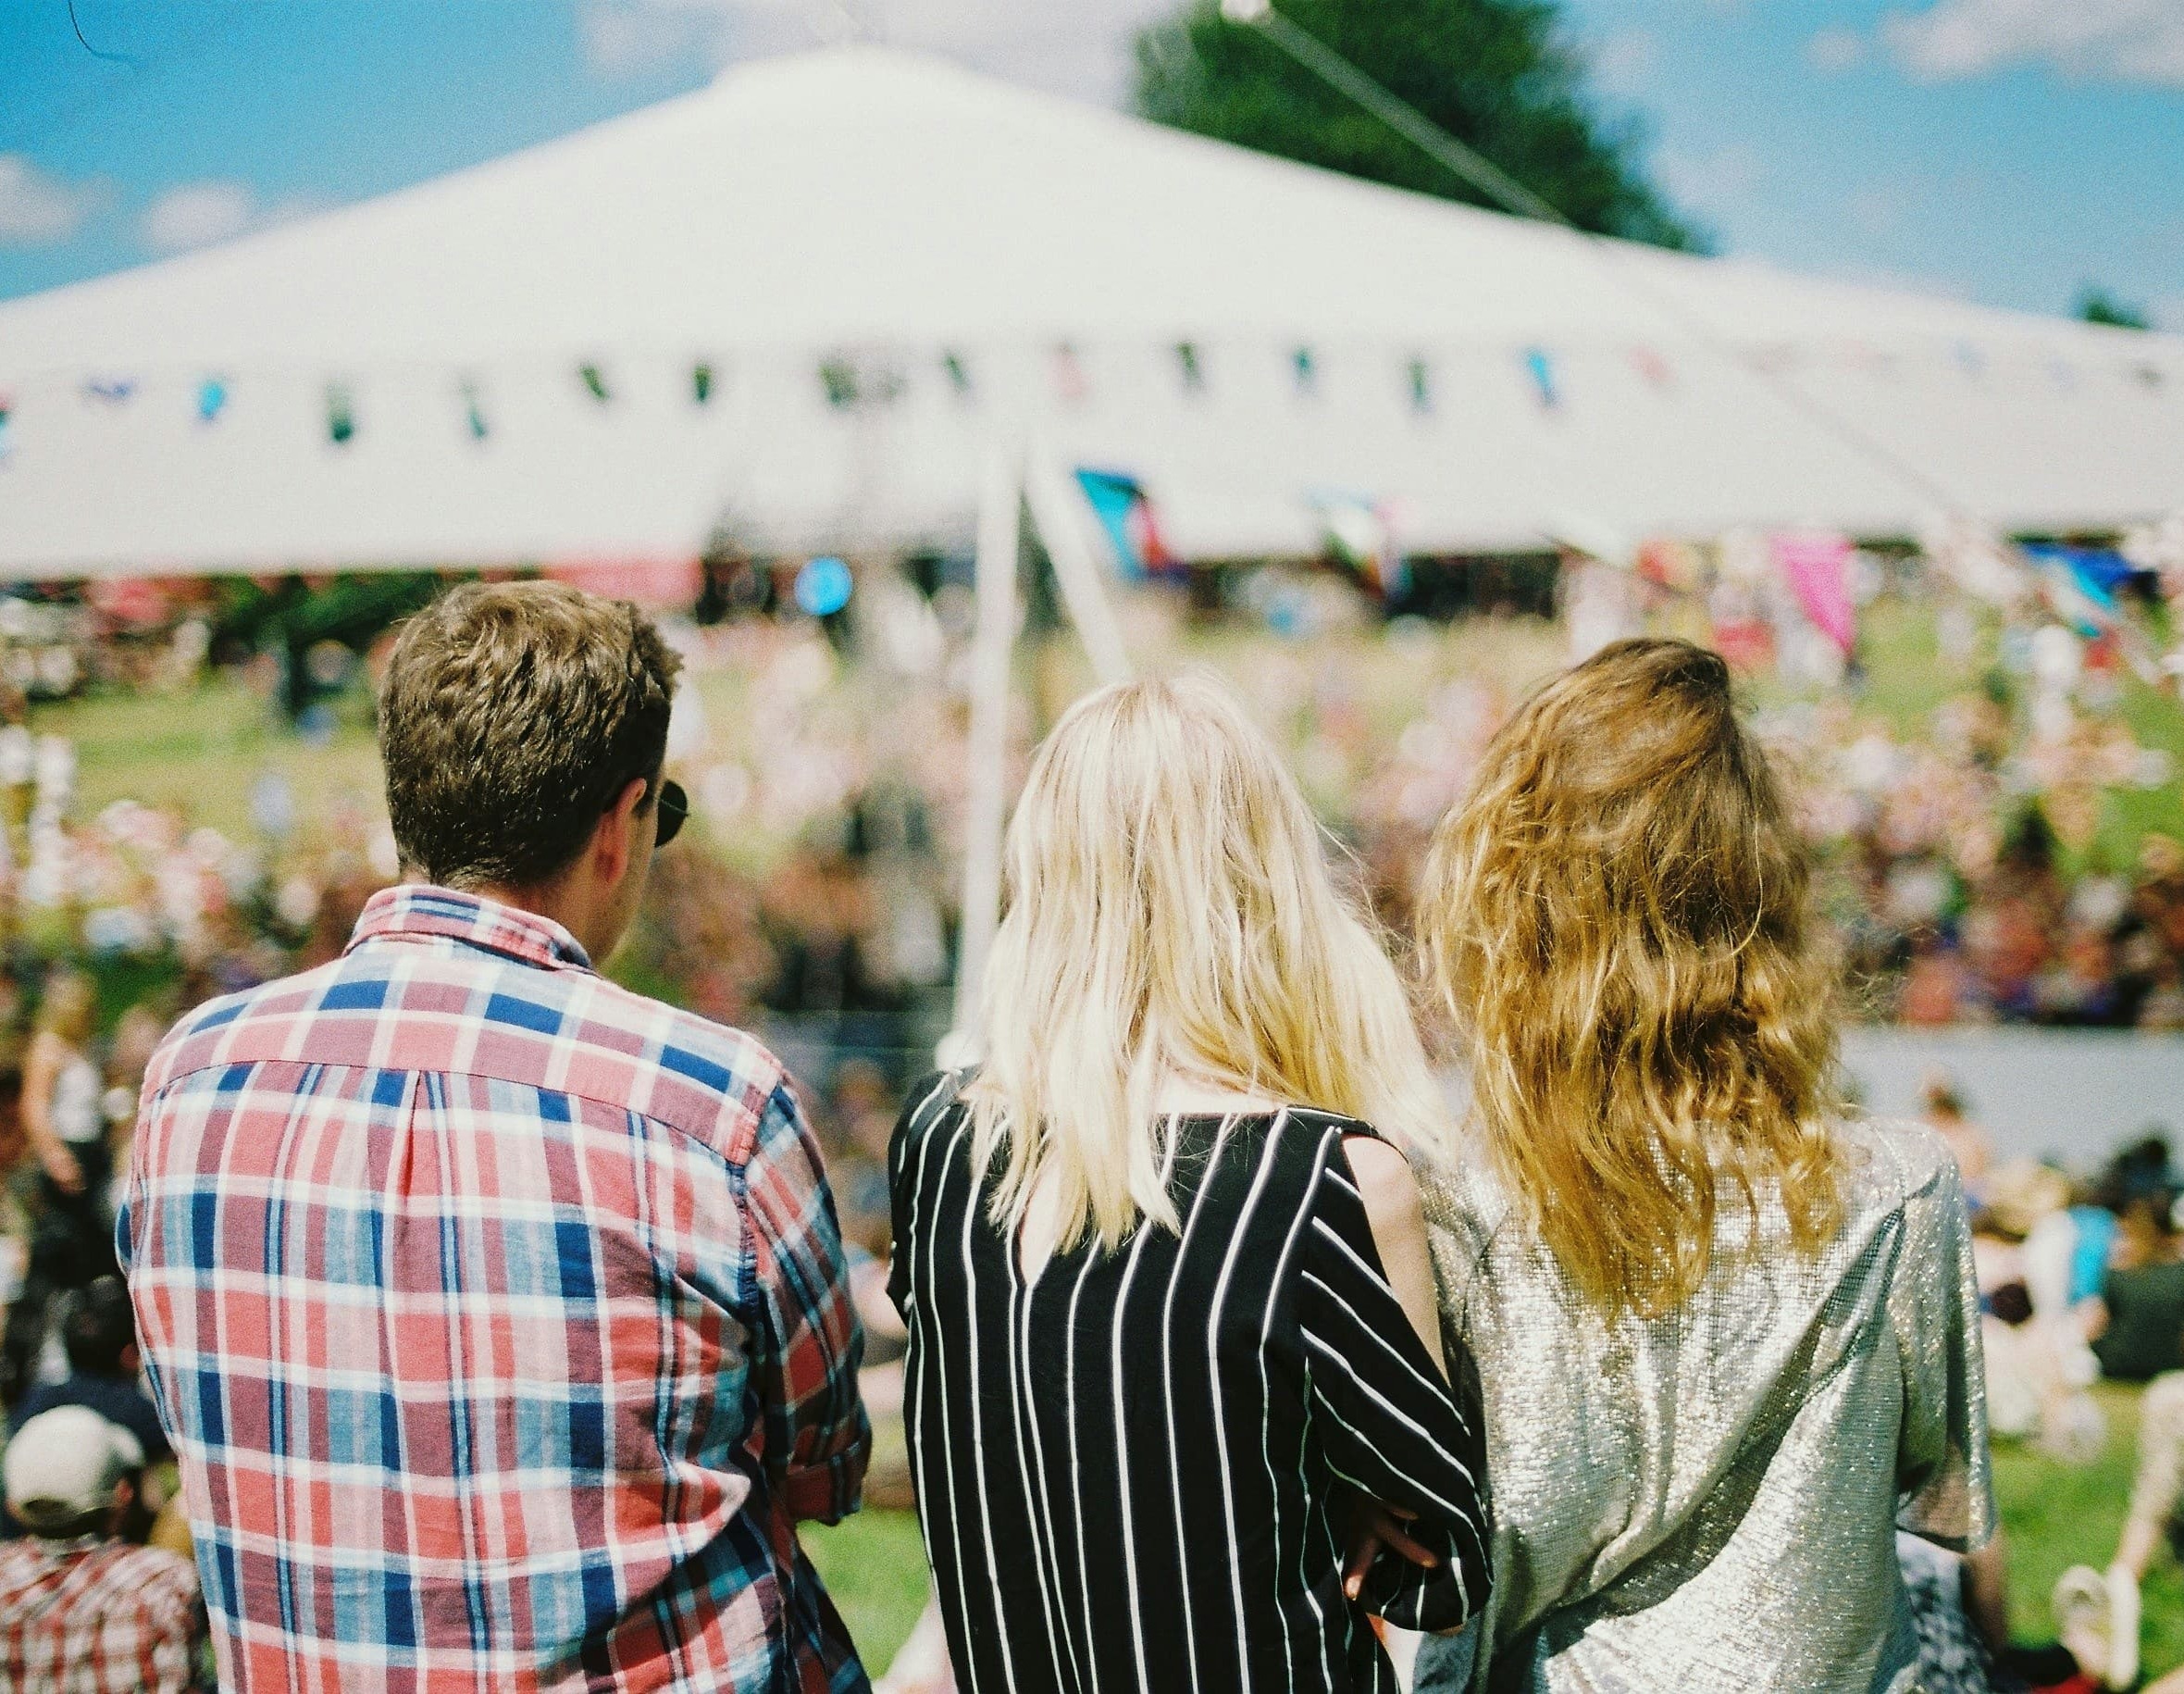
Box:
[1419,638,1842,1316]
[967,673,1447,1253]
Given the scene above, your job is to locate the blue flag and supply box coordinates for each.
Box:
[1074,467,1172,579]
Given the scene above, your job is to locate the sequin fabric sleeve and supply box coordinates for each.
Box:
[1891,1144,1996,1551]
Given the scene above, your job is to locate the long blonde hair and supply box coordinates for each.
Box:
[967,673,1446,1253]
[1420,639,1842,1317]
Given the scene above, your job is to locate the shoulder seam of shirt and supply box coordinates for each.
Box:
[143,1057,776,1170]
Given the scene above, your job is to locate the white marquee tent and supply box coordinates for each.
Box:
[1,44,2180,576]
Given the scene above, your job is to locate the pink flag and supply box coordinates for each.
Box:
[1772,530,1855,655]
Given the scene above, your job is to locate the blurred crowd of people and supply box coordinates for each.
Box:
[1772,685,2182,1030]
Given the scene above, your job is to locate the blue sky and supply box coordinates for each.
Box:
[2,0,2180,325]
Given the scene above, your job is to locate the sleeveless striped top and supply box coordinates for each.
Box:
[887,1073,1491,1694]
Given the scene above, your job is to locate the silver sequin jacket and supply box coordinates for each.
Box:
[1413,1117,1993,1694]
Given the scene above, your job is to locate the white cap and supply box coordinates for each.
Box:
[4,1407,143,1535]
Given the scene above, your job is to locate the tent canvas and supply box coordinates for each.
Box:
[0,46,2179,575]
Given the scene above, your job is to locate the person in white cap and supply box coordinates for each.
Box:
[0,1406,204,1694]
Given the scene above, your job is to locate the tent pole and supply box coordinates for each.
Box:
[944,437,1024,1060]
[1023,441,1133,688]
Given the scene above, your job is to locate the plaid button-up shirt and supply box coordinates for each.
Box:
[121,886,870,1694]
[0,1537,205,1694]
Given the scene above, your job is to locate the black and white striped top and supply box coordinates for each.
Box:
[887,1073,1491,1694]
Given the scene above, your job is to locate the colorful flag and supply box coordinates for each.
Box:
[326,383,355,445]
[1074,467,1172,579]
[1309,491,1408,599]
[1052,343,1087,405]
[461,380,490,442]
[692,362,715,405]
[2022,542,2129,637]
[1407,357,1433,414]
[1630,346,1674,391]
[0,392,11,465]
[1523,347,1558,409]
[196,378,228,424]
[1771,530,1856,655]
[579,363,612,404]
[82,377,136,405]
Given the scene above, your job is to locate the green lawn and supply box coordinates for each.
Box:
[33,675,383,834]
[812,1384,2184,1680]
[804,1510,931,1674]
[1997,1381,2184,1673]
[1755,593,2184,877]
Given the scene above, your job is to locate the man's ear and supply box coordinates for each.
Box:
[593,777,651,888]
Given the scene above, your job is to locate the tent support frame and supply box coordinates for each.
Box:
[942,434,1132,1063]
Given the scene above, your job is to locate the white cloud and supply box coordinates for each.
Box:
[1591,29,1660,96]
[578,0,1173,102]
[138,181,329,255]
[1806,25,1867,72]
[579,0,745,78]
[1655,143,1765,215]
[1881,0,2184,86]
[139,181,255,254]
[0,156,107,247]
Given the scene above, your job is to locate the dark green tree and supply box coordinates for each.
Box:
[2077,286,2151,330]
[1135,0,1705,251]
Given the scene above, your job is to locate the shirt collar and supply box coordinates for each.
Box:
[347,885,595,974]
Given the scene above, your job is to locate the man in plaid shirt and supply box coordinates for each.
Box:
[0,1405,207,1694]
[120,583,871,1692]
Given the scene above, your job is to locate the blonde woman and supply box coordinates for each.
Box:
[1410,639,1991,1694]
[887,675,1489,1694]
[22,971,110,1277]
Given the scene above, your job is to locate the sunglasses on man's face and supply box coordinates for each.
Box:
[653,778,688,849]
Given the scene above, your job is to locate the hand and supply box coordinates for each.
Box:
[42,1145,83,1196]
[1344,1498,1439,1601]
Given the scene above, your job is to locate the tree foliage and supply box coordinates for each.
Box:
[1134,0,1705,252]
[2077,286,2151,331]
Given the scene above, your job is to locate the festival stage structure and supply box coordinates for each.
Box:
[0,46,2181,579]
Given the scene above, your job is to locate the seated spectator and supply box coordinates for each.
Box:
[2088,1197,2184,1384]
[1986,1164,2106,1461]
[0,1406,205,1694]
[1901,1530,2096,1694]
[1924,1073,1995,1195]
[11,1276,168,1463]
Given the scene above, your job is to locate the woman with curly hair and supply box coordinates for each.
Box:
[1408,638,1992,1693]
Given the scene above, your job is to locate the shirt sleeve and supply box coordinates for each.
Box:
[1298,1138,1492,1634]
[746,1079,871,1525]
[886,1069,962,1321]
[1892,1144,1996,1550]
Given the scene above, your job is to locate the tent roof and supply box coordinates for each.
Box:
[1,45,2179,572]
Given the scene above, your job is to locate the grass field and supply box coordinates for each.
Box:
[41,674,383,829]
[809,1380,2184,1680]
[1997,1382,2184,1675]
[804,1511,932,1673]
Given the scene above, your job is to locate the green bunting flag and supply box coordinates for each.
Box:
[326,383,355,445]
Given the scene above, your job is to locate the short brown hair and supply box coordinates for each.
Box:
[378,581,681,889]
[1420,638,1842,1317]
